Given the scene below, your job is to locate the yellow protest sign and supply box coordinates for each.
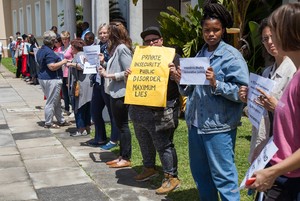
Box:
[125,46,175,107]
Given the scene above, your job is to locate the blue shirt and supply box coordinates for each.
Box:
[180,41,249,134]
[37,45,63,80]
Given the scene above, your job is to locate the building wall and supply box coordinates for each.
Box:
[143,0,180,29]
[10,0,59,41]
[0,0,12,55]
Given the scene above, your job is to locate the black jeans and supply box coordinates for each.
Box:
[62,77,70,112]
[263,175,300,201]
[91,84,119,143]
[16,56,22,78]
[110,97,131,160]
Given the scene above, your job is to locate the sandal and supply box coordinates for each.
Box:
[44,123,60,129]
[58,121,72,126]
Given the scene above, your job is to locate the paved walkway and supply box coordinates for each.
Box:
[0,64,169,201]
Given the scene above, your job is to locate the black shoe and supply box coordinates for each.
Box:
[81,140,106,147]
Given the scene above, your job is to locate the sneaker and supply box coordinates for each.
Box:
[68,112,75,118]
[155,173,180,195]
[70,130,88,137]
[63,110,71,116]
[134,167,159,182]
[100,141,117,150]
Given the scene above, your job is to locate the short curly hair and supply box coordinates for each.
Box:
[70,39,86,52]
[43,31,56,46]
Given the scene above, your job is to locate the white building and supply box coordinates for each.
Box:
[0,0,186,52]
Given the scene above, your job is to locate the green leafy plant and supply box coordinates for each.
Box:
[246,21,263,73]
[158,4,204,57]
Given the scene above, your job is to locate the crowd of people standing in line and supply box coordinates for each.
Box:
[4,0,300,199]
[30,20,181,195]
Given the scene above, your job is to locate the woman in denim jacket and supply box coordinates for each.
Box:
[170,1,249,200]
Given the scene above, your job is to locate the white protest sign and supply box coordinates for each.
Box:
[83,45,100,66]
[83,62,97,74]
[248,73,276,129]
[239,137,278,190]
[179,57,210,85]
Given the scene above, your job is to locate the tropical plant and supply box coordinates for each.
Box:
[239,0,282,73]
[109,0,126,27]
[158,3,204,57]
[245,21,262,73]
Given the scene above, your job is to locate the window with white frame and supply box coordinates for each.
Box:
[12,10,17,34]
[19,8,24,34]
[57,0,64,32]
[26,5,32,34]
[45,0,52,30]
[35,2,41,36]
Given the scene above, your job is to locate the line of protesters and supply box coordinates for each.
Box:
[16,1,300,200]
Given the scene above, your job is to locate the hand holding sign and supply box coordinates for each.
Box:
[179,57,210,85]
[125,46,175,107]
[254,88,278,112]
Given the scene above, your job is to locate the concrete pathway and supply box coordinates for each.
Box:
[0,64,169,201]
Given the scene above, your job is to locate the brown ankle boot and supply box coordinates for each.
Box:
[134,167,159,182]
[155,173,180,195]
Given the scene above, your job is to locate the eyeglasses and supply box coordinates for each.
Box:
[261,35,272,43]
[144,37,161,45]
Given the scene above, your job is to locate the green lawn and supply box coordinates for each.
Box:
[2,60,255,200]
[1,57,16,74]
[107,117,254,201]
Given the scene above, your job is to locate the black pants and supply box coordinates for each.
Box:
[110,97,131,160]
[263,175,300,201]
[16,56,22,78]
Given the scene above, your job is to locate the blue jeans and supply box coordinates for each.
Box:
[110,97,131,160]
[10,50,16,65]
[75,102,91,129]
[91,84,119,143]
[188,125,240,201]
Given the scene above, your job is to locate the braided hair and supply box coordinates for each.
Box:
[201,0,233,42]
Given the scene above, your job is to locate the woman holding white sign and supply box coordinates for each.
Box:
[248,3,300,200]
[99,22,133,168]
[66,39,93,136]
[238,18,296,164]
[170,0,249,200]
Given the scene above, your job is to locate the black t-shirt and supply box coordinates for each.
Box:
[167,53,180,101]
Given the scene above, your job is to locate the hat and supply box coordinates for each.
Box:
[9,36,13,39]
[140,26,162,39]
[17,36,22,40]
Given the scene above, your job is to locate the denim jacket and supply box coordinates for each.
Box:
[180,41,249,134]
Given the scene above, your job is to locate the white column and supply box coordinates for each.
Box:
[64,0,76,39]
[129,0,143,45]
[82,0,92,25]
[93,0,109,36]
[191,0,198,7]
